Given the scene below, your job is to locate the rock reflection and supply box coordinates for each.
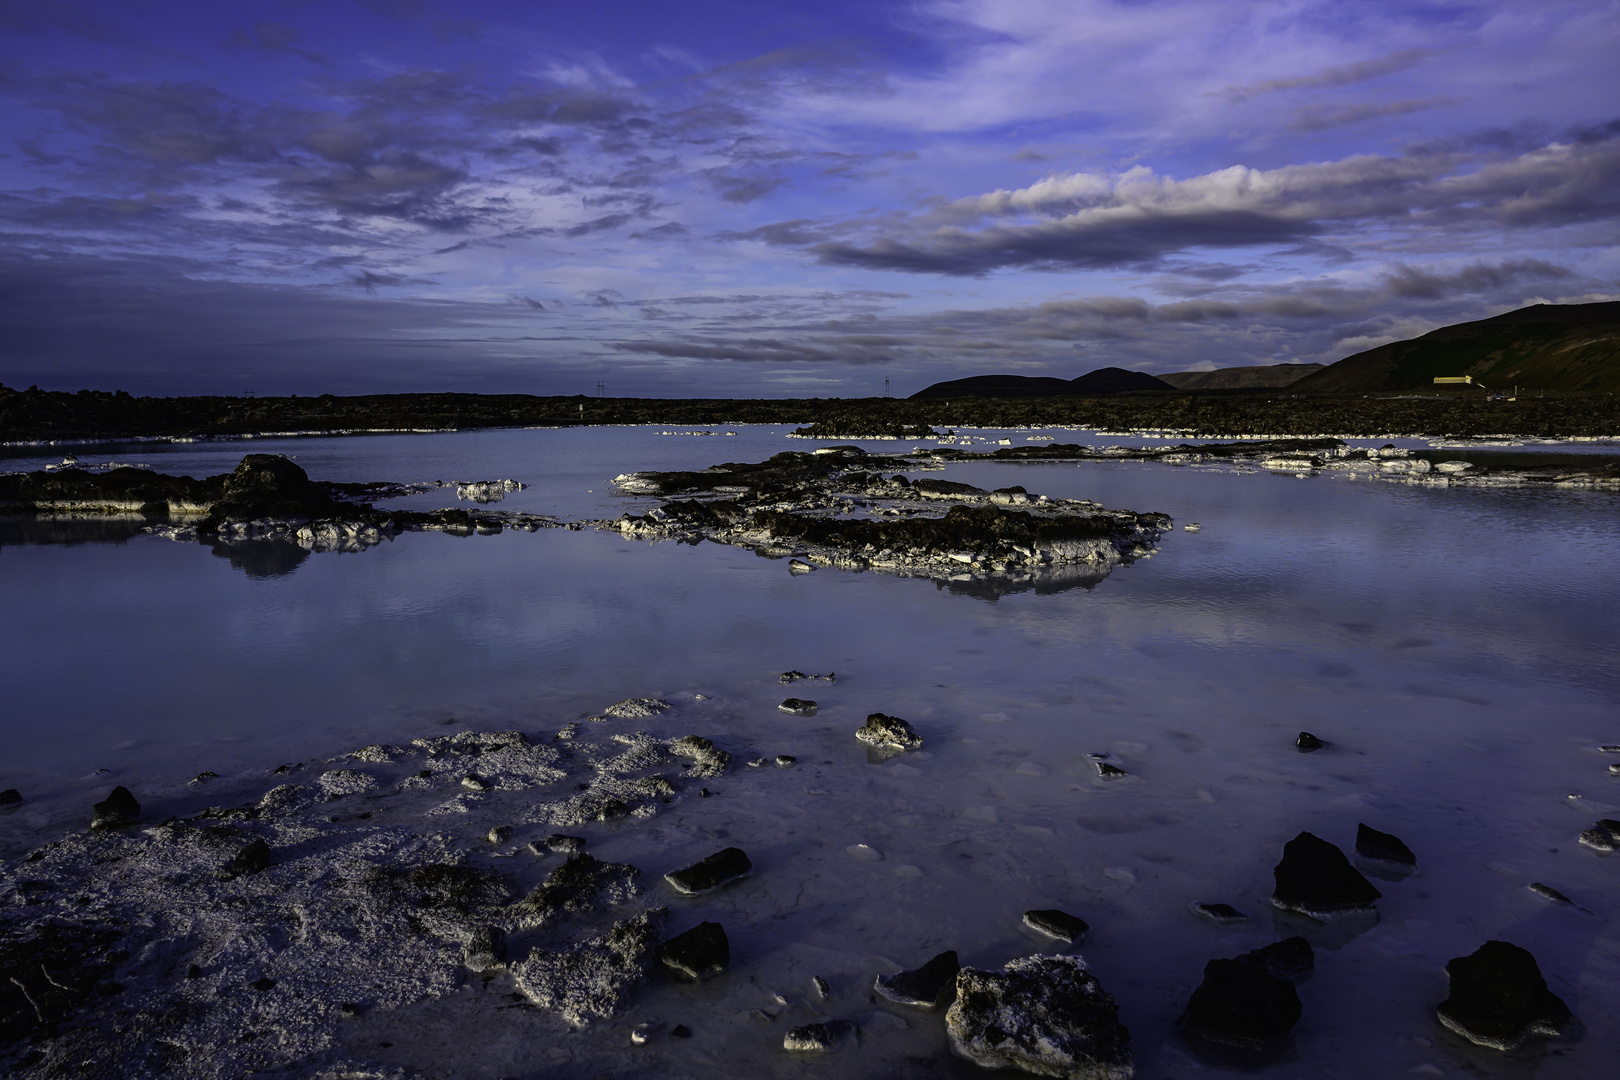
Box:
[207,537,311,578]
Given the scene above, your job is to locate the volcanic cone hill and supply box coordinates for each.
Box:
[909,367,1173,399]
[1291,301,1620,395]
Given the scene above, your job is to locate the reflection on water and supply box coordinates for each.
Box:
[206,537,310,578]
[0,514,150,548]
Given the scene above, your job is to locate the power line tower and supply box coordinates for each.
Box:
[884,378,890,398]
[595,381,605,398]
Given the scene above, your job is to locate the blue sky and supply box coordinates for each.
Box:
[2,0,1617,397]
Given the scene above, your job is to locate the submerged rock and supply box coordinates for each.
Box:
[1179,958,1302,1053]
[1191,902,1250,925]
[664,847,753,896]
[1355,823,1416,868]
[856,713,923,752]
[780,670,835,684]
[1577,818,1620,853]
[513,909,667,1025]
[778,698,818,716]
[1436,941,1576,1050]
[874,950,960,1008]
[784,1019,857,1053]
[1271,832,1382,918]
[90,786,140,830]
[1295,731,1325,752]
[1024,909,1090,944]
[603,698,673,720]
[659,921,730,981]
[1234,937,1314,981]
[946,954,1133,1079]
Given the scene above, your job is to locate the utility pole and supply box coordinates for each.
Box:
[884,378,890,398]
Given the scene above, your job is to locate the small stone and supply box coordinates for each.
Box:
[1192,902,1251,925]
[856,713,923,752]
[461,774,489,792]
[775,755,796,768]
[189,771,219,785]
[875,950,960,1008]
[1024,909,1089,944]
[1355,823,1416,868]
[488,825,514,844]
[1234,937,1314,981]
[946,954,1132,1078]
[250,977,276,992]
[90,786,140,830]
[779,670,808,683]
[340,1002,360,1019]
[630,1020,659,1044]
[1179,957,1302,1053]
[0,789,21,806]
[659,922,730,981]
[665,847,753,895]
[1609,763,1620,776]
[1577,818,1620,853]
[1271,831,1381,917]
[784,1019,856,1053]
[534,834,586,855]
[748,757,769,768]
[812,975,831,998]
[1296,732,1325,752]
[671,1024,692,1038]
[1527,882,1576,907]
[788,559,815,573]
[779,698,818,716]
[186,965,202,980]
[222,839,271,879]
[1598,744,1620,753]
[1437,941,1575,1050]
[464,925,508,973]
[416,769,432,779]
[1091,758,1129,780]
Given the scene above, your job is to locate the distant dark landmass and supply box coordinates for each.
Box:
[1292,301,1620,394]
[1159,363,1325,390]
[909,367,1173,399]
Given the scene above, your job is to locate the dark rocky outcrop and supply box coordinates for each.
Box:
[462,925,508,973]
[946,955,1133,1079]
[874,949,960,1008]
[513,909,667,1025]
[784,1019,857,1052]
[1295,732,1325,752]
[778,698,817,716]
[1179,958,1302,1053]
[659,921,730,981]
[1234,937,1314,981]
[1191,903,1250,925]
[856,713,923,752]
[1024,909,1090,944]
[1577,818,1620,853]
[1436,941,1576,1050]
[220,838,271,879]
[0,789,20,806]
[663,848,752,896]
[1354,823,1416,868]
[204,455,350,526]
[1271,832,1381,918]
[511,853,640,927]
[90,786,140,830]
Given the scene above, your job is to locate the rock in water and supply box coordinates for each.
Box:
[1295,732,1325,752]
[784,1019,856,1053]
[513,909,667,1025]
[946,954,1134,1079]
[1179,958,1302,1053]
[778,698,818,716]
[91,786,140,829]
[1024,909,1090,944]
[463,925,508,973]
[1577,818,1620,853]
[1233,937,1314,981]
[1436,941,1576,1050]
[1271,832,1381,917]
[856,713,923,751]
[664,847,752,895]
[0,788,20,806]
[659,921,730,981]
[1355,823,1416,868]
[1191,902,1250,925]
[875,950,960,1008]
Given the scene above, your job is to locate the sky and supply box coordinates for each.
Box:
[1,0,1617,398]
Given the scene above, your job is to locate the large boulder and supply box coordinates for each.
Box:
[1436,941,1576,1050]
[875,949,960,1008]
[207,454,348,524]
[1179,958,1301,1053]
[856,713,923,752]
[1271,832,1381,917]
[946,954,1133,1079]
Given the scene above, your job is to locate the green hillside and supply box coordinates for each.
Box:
[1292,301,1620,394]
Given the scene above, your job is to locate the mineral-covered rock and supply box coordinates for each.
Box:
[1271,832,1381,917]
[664,847,752,896]
[1179,958,1302,1052]
[1436,941,1575,1050]
[1355,823,1416,868]
[778,698,818,716]
[1577,818,1620,853]
[669,735,732,777]
[513,909,667,1025]
[659,921,730,981]
[874,949,960,1008]
[221,838,271,879]
[463,925,508,973]
[90,786,140,830]
[1024,909,1090,944]
[946,954,1133,1079]
[784,1019,856,1052]
[603,698,673,720]
[1191,902,1250,925]
[856,713,923,751]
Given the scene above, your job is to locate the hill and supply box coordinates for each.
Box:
[1158,363,1324,390]
[1292,302,1620,395]
[909,367,1171,400]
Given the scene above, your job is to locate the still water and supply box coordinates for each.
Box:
[2,425,1618,1077]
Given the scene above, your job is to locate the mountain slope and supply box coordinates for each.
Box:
[909,367,1171,399]
[1159,363,1325,390]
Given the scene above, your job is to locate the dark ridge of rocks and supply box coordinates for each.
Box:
[1023,909,1090,944]
[779,670,835,684]
[1192,903,1250,925]
[663,848,753,896]
[1577,818,1620,853]
[1295,731,1325,752]
[747,503,1135,562]
[658,921,730,982]
[946,954,1133,1079]
[1355,824,1416,868]
[874,950,960,1008]
[778,698,817,716]
[1271,832,1382,918]
[1179,957,1302,1053]
[856,713,923,752]
[784,1019,857,1052]
[90,786,139,830]
[793,417,942,438]
[1234,937,1315,981]
[1436,941,1576,1050]
[512,853,640,928]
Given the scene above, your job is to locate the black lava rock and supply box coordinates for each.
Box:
[1234,937,1314,981]
[1023,909,1089,944]
[463,925,508,973]
[665,847,752,896]
[1578,818,1620,853]
[1180,958,1302,1052]
[1191,903,1250,925]
[90,786,140,830]
[784,1019,856,1052]
[1355,823,1416,868]
[1437,941,1575,1050]
[671,1024,692,1038]
[0,789,20,806]
[533,834,586,855]
[856,712,923,751]
[1295,732,1325,752]
[223,839,271,879]
[778,698,818,716]
[1271,831,1381,917]
[659,921,730,981]
[874,949,960,1008]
